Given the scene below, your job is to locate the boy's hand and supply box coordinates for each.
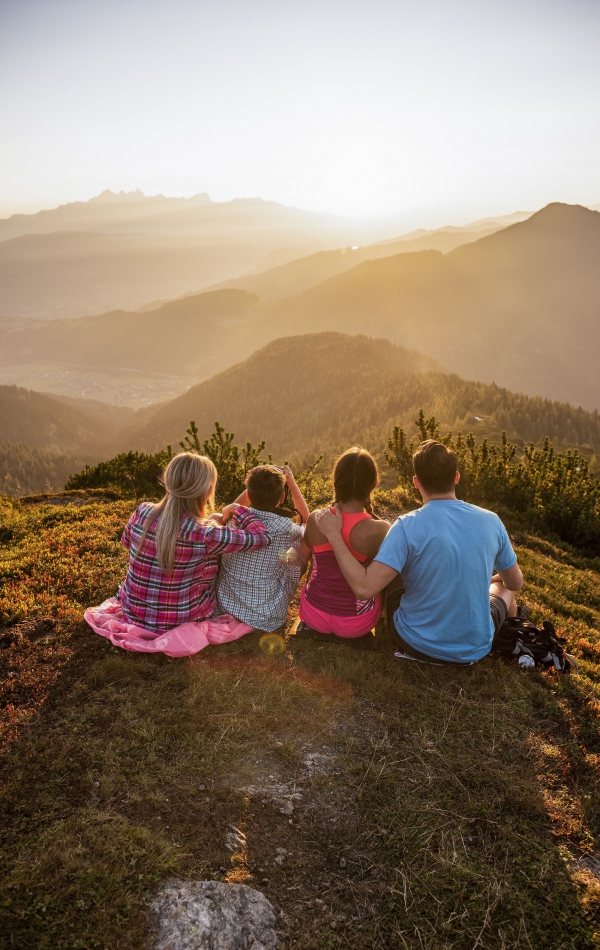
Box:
[281,464,296,487]
[314,504,343,539]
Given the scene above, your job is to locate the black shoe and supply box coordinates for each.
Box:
[294,622,333,641]
[516,604,530,620]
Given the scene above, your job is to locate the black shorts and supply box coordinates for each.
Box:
[489,593,508,635]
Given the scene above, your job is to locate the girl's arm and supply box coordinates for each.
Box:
[282,466,310,524]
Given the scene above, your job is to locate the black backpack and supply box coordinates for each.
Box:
[492,616,575,673]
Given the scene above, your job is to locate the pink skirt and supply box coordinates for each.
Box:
[299,588,381,638]
[84,597,254,658]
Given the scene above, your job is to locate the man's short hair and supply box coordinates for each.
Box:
[412,440,457,494]
[245,465,286,511]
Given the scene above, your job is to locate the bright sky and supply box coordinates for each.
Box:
[0,0,599,228]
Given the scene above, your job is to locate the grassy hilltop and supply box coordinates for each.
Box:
[1,457,600,947]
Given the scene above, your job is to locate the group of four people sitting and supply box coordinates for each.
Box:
[116,439,523,664]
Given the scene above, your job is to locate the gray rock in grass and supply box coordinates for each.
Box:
[148,879,278,949]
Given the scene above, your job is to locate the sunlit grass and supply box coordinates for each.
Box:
[0,494,599,948]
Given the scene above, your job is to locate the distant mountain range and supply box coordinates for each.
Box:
[2,201,599,410]
[0,190,532,320]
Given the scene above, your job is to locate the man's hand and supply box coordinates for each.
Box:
[314,504,343,540]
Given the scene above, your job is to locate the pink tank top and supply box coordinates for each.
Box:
[304,509,378,617]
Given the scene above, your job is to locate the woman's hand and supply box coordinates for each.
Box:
[314,504,343,540]
[221,503,239,524]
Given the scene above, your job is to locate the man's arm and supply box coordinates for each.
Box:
[314,506,397,598]
[492,564,524,590]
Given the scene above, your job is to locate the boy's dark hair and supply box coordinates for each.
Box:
[246,465,286,511]
[333,447,379,515]
[412,440,457,494]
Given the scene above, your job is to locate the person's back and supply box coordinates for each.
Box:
[217,465,309,632]
[300,447,389,639]
[378,499,515,662]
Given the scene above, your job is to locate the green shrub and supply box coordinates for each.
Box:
[385,410,600,552]
[66,421,270,506]
[65,449,173,501]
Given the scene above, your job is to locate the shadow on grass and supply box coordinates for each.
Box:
[1,612,598,949]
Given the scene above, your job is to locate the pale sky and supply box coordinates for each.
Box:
[0,0,599,229]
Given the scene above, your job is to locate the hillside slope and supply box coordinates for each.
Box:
[265,203,600,410]
[0,386,127,454]
[197,224,506,303]
[0,290,265,380]
[109,333,600,464]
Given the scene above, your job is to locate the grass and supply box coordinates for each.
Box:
[0,493,599,948]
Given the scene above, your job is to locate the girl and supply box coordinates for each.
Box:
[298,447,390,640]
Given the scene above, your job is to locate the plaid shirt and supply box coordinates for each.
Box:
[117,502,270,631]
[216,508,304,632]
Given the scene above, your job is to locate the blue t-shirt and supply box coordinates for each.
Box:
[375,500,517,662]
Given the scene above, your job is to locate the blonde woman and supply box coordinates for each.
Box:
[85,453,271,655]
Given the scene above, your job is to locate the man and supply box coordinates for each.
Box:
[314,439,523,665]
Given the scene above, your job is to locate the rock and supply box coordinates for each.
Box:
[279,801,293,815]
[339,858,347,868]
[148,879,278,949]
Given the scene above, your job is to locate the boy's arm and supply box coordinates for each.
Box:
[282,466,310,523]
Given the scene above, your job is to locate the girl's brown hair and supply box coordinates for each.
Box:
[333,447,380,516]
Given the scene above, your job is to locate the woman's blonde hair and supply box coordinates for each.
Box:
[135,452,217,572]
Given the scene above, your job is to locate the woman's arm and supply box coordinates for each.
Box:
[202,506,271,554]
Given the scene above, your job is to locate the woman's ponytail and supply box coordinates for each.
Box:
[134,453,217,572]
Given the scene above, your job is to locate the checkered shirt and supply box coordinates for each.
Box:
[117,502,271,631]
[216,507,305,632]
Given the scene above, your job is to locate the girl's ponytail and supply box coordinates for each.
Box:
[333,447,380,518]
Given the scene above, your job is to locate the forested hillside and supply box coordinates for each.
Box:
[0,386,125,454]
[109,333,600,467]
[0,443,88,496]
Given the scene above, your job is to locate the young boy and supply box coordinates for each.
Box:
[216,465,310,632]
